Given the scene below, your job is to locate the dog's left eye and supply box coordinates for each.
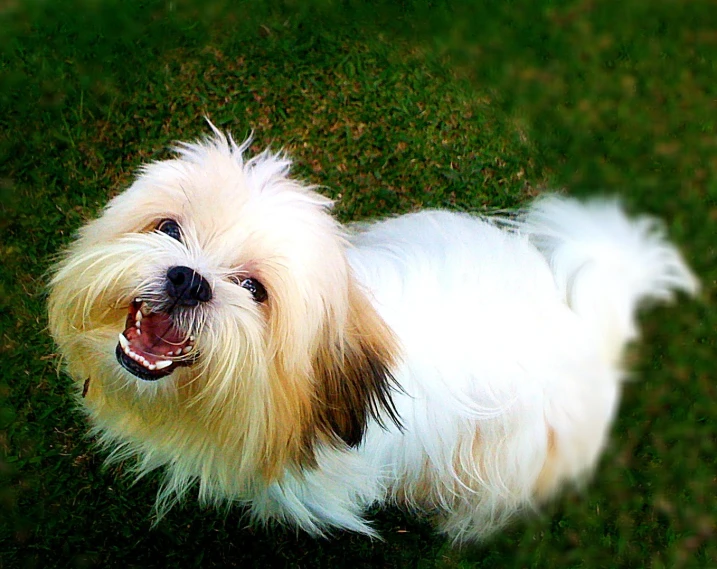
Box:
[239,278,268,303]
[156,219,182,242]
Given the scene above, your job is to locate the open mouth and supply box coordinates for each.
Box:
[115,299,196,381]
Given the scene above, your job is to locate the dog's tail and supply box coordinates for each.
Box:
[519,195,698,362]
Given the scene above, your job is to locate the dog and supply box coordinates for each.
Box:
[48,126,698,543]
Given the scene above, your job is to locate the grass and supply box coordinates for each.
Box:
[1,0,715,567]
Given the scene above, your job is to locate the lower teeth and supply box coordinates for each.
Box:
[118,333,175,372]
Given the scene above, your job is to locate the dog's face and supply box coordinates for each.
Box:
[48,132,399,490]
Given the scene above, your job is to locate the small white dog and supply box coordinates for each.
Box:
[48,127,697,543]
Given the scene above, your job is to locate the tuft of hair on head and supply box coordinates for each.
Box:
[170,118,253,168]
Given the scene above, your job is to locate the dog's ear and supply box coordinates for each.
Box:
[312,280,402,448]
[262,270,402,476]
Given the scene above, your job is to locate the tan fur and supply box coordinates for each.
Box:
[261,276,401,475]
[392,426,489,512]
[391,457,437,508]
[313,280,402,448]
[48,225,401,491]
[534,426,559,501]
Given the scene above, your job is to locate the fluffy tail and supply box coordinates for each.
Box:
[520,195,699,362]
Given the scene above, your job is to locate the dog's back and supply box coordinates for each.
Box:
[346,196,697,543]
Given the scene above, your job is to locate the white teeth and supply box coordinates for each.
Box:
[119,303,193,375]
[119,334,173,373]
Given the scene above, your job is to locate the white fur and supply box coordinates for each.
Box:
[341,205,696,540]
[48,131,698,543]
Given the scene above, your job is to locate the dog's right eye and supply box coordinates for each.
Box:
[157,219,182,242]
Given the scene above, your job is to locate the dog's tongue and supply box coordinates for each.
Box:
[120,300,193,363]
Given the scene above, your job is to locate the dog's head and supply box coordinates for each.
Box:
[48,127,400,493]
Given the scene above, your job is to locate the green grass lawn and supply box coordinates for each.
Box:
[2,1,715,567]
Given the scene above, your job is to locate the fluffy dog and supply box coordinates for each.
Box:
[48,127,697,542]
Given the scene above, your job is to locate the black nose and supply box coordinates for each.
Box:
[166,266,212,306]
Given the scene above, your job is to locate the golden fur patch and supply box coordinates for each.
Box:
[534,425,559,501]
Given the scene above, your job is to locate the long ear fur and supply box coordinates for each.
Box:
[313,280,402,448]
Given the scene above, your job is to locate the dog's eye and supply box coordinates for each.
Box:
[156,219,182,242]
[240,278,268,303]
